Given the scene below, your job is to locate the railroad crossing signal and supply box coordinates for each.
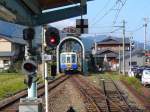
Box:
[23,27,35,41]
[45,27,60,48]
[22,60,37,76]
[76,19,88,34]
[22,60,37,88]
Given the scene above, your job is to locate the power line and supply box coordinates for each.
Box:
[91,0,120,26]
[110,0,128,35]
[110,27,122,33]
[113,0,128,25]
[91,0,111,21]
[130,25,144,33]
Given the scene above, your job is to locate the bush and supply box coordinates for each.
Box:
[2,61,22,73]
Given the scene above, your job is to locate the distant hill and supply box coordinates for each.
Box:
[0,20,149,50]
[81,35,106,51]
[0,21,41,47]
[81,35,150,51]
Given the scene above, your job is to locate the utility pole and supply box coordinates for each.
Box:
[144,18,148,50]
[129,36,133,71]
[113,20,126,75]
[119,45,121,74]
[122,20,125,75]
[94,38,97,66]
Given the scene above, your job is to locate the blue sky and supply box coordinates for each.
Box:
[0,0,150,43]
[51,0,150,43]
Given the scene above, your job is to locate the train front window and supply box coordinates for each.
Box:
[72,54,76,63]
[61,54,66,63]
[67,57,70,63]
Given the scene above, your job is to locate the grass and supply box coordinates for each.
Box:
[99,72,121,80]
[120,76,142,94]
[90,72,142,94]
[102,72,142,93]
[0,72,62,100]
[0,73,26,100]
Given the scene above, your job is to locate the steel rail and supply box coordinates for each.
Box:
[0,75,69,111]
[72,76,102,112]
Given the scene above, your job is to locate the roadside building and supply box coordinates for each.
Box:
[119,50,145,73]
[92,36,130,71]
[145,50,150,66]
[0,34,26,71]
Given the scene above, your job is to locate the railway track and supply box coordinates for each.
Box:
[101,79,135,112]
[99,74,143,112]
[0,75,69,112]
[71,75,137,112]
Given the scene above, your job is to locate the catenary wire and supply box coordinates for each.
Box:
[91,0,120,27]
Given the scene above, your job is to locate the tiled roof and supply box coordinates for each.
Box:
[96,49,118,58]
[97,36,130,45]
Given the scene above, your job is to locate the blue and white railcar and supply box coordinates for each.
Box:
[60,52,78,71]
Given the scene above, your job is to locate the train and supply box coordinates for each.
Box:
[60,52,78,72]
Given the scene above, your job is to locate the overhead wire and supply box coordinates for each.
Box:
[131,25,144,33]
[91,0,111,21]
[91,0,119,27]
[90,0,127,36]
[112,0,128,25]
[110,0,127,30]
[110,27,122,33]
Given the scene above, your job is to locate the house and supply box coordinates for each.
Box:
[0,34,26,71]
[92,36,130,71]
[119,50,145,73]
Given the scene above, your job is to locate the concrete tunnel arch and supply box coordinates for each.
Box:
[56,36,85,74]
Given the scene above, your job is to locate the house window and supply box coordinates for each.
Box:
[129,61,137,66]
[146,58,150,63]
[3,60,9,65]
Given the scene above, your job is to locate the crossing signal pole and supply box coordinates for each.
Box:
[20,28,43,112]
[22,27,38,98]
[22,60,37,97]
[42,26,60,112]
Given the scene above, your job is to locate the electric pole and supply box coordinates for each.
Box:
[119,45,121,74]
[122,20,125,75]
[129,36,133,71]
[113,20,126,75]
[144,18,148,50]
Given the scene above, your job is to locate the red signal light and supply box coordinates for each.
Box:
[24,63,36,73]
[50,36,56,43]
[45,27,60,48]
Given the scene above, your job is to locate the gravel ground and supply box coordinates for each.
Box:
[41,75,147,112]
[85,75,146,111]
[43,79,86,112]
